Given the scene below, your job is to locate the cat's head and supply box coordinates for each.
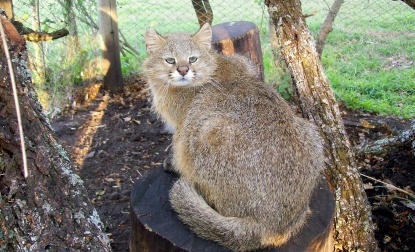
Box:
[144,23,215,87]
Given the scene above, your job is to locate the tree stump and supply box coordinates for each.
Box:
[211,21,265,81]
[130,166,335,252]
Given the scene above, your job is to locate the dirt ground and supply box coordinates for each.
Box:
[51,76,415,252]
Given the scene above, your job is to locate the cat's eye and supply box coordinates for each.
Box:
[189,56,198,63]
[165,58,176,64]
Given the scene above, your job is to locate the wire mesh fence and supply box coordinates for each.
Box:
[10,0,415,117]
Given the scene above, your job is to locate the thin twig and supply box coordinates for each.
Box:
[0,20,29,178]
[360,173,415,199]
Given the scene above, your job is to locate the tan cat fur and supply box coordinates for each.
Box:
[143,23,324,252]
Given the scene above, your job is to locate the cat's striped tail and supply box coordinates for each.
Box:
[169,179,290,252]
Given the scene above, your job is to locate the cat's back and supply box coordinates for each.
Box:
[213,53,260,85]
[188,53,293,127]
[184,52,321,169]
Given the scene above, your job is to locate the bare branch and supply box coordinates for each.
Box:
[119,29,139,56]
[316,0,344,56]
[355,120,415,156]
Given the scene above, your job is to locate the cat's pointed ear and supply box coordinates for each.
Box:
[193,23,212,50]
[145,28,165,54]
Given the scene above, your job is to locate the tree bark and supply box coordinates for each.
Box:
[0,15,111,251]
[268,18,296,103]
[61,0,81,61]
[11,23,69,42]
[398,0,415,10]
[29,0,46,83]
[355,120,415,156]
[0,0,13,19]
[98,0,124,93]
[191,0,213,26]
[265,1,379,251]
[316,0,344,56]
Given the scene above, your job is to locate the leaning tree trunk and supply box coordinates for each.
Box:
[0,14,111,251]
[265,1,379,251]
[316,0,344,56]
[191,0,213,26]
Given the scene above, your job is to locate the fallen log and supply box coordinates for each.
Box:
[355,120,415,157]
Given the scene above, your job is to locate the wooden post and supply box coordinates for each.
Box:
[211,21,264,81]
[130,166,335,251]
[98,0,123,93]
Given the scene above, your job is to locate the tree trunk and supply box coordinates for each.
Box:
[268,18,296,103]
[63,0,80,55]
[0,0,13,19]
[265,1,379,251]
[98,0,124,93]
[191,0,213,26]
[0,14,111,251]
[30,0,46,84]
[316,0,344,56]
[399,0,415,10]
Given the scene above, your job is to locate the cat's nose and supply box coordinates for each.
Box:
[177,66,189,76]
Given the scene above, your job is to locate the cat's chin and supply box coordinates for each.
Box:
[170,79,194,87]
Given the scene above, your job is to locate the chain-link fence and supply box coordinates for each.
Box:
[12,0,100,113]
[11,0,415,117]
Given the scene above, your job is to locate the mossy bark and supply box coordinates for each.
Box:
[0,14,111,251]
[265,1,379,251]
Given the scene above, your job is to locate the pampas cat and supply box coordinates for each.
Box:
[143,23,324,252]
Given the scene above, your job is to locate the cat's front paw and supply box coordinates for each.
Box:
[163,156,173,171]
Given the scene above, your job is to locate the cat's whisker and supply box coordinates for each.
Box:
[210,79,226,95]
[160,82,169,104]
[200,85,215,97]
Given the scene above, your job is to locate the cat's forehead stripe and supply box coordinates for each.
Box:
[161,37,201,59]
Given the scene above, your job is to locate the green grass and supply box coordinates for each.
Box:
[14,0,415,118]
[117,0,415,118]
[315,19,415,118]
[305,1,414,118]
